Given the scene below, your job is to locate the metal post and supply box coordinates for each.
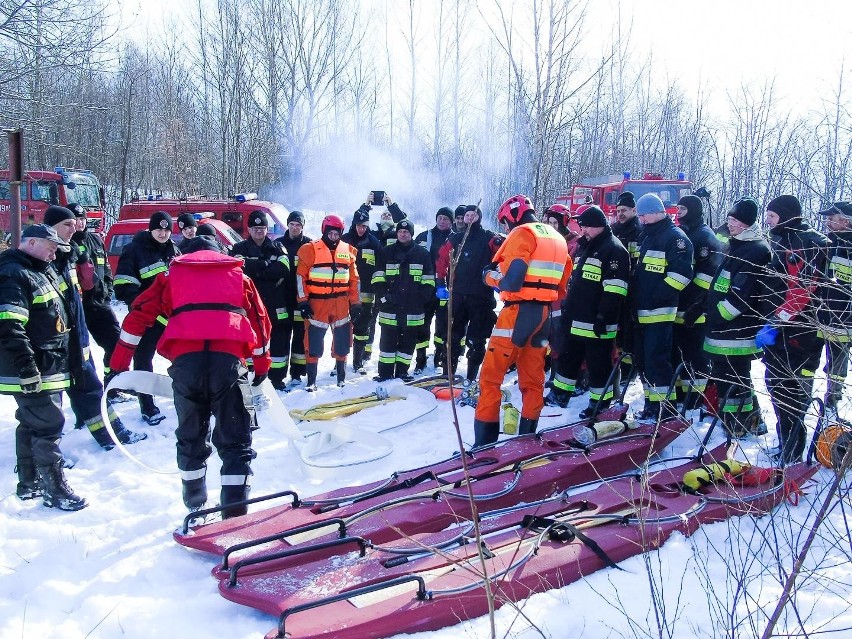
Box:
[5,128,24,248]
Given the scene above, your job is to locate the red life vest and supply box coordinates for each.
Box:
[162,251,256,349]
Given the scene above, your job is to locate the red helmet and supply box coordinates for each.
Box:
[544,203,571,227]
[321,214,345,234]
[497,194,534,226]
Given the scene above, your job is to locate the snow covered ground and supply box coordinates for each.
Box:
[2,308,851,639]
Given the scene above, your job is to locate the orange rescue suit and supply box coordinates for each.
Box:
[476,222,572,423]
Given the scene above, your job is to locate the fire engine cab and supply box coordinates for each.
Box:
[0,167,107,234]
[556,172,692,217]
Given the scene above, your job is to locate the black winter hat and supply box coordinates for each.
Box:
[353,208,370,225]
[396,218,415,234]
[148,210,172,232]
[818,201,852,218]
[577,205,608,228]
[728,198,759,226]
[248,210,268,228]
[616,191,636,208]
[177,213,198,230]
[677,195,703,220]
[454,205,466,218]
[436,206,453,222]
[287,210,305,226]
[196,223,216,237]
[66,203,86,218]
[182,236,224,254]
[44,205,75,226]
[766,195,802,222]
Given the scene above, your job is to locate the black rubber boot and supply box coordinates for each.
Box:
[38,461,87,511]
[15,458,42,500]
[466,351,484,383]
[544,388,571,408]
[306,362,318,391]
[336,360,346,387]
[182,475,208,510]
[394,363,414,383]
[415,348,427,373]
[579,400,611,420]
[517,417,538,435]
[473,419,500,448]
[352,342,365,373]
[221,483,250,519]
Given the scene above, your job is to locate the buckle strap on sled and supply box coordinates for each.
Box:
[172,302,248,316]
[521,512,624,571]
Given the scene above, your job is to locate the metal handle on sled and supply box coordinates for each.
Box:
[277,575,429,638]
[180,490,301,535]
[229,536,369,587]
[221,518,348,570]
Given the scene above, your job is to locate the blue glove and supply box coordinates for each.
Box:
[755,324,778,349]
[436,286,449,300]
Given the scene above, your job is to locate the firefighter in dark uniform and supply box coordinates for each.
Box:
[175,213,198,251]
[342,205,382,374]
[611,191,642,382]
[110,237,272,517]
[0,224,86,510]
[632,193,694,423]
[673,195,723,407]
[818,201,852,417]
[67,204,124,386]
[759,195,831,463]
[474,195,571,446]
[414,207,454,374]
[435,205,502,381]
[46,205,145,450]
[273,211,312,385]
[371,219,435,381]
[113,210,180,424]
[704,198,772,437]
[231,211,292,390]
[545,205,630,417]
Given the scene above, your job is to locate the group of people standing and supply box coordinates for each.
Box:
[3,186,848,515]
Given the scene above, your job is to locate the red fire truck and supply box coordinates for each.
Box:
[556,172,692,217]
[118,193,290,239]
[0,167,107,234]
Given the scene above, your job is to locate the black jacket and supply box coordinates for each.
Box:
[372,240,435,326]
[677,211,724,324]
[611,215,642,268]
[766,219,830,324]
[231,236,291,322]
[561,226,630,339]
[114,231,180,306]
[819,230,852,341]
[72,228,114,308]
[415,225,453,268]
[632,216,693,324]
[273,231,312,311]
[443,221,500,301]
[0,249,73,393]
[704,230,773,357]
[342,226,382,296]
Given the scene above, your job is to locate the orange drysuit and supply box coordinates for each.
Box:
[475,222,572,437]
[296,238,360,362]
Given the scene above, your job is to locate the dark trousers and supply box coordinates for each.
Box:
[557,334,616,402]
[289,317,307,378]
[305,321,351,361]
[825,339,849,402]
[134,321,166,413]
[673,322,710,397]
[710,353,756,432]
[268,319,293,386]
[353,301,377,346]
[634,321,674,403]
[168,351,256,478]
[450,294,497,380]
[15,391,65,467]
[763,327,823,462]
[415,298,443,368]
[378,323,419,379]
[67,355,117,431]
[84,303,121,370]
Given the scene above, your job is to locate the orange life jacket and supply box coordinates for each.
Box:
[492,223,569,303]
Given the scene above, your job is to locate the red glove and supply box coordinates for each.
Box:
[109,341,135,375]
[76,260,95,291]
